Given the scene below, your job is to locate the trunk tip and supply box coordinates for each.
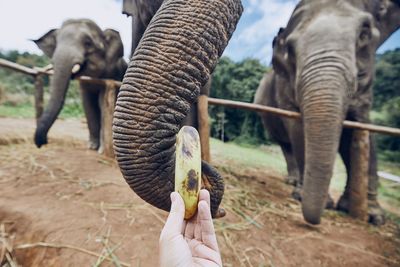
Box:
[214,208,226,218]
[34,129,48,148]
[302,205,322,225]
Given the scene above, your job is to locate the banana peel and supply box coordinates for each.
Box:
[175,126,202,220]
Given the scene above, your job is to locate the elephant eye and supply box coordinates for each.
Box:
[83,37,93,49]
[287,42,296,59]
[358,23,372,48]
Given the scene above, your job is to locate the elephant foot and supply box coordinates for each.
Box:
[337,194,386,226]
[325,194,335,210]
[88,138,100,150]
[368,200,385,226]
[285,175,298,186]
[291,186,302,201]
[336,194,349,213]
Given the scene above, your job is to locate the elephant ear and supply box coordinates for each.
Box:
[271,27,291,79]
[103,29,127,79]
[32,29,58,58]
[104,29,124,60]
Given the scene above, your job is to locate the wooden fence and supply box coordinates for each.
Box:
[1,58,399,221]
[0,58,121,157]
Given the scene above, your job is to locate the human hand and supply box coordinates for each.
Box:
[159,189,222,267]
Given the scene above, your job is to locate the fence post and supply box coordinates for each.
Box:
[198,95,211,162]
[348,129,369,221]
[101,80,117,158]
[34,74,44,120]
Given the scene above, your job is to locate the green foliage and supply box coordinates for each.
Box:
[373,48,400,109]
[0,49,50,67]
[0,50,49,97]
[0,103,35,118]
[373,48,400,162]
[0,50,83,118]
[375,97,400,162]
[210,57,270,145]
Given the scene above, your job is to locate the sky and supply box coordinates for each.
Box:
[0,0,399,65]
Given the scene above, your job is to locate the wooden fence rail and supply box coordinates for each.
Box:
[0,58,120,157]
[1,58,399,221]
[207,98,400,137]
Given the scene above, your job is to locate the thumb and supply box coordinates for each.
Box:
[161,192,185,240]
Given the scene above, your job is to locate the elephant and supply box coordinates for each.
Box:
[113,0,243,217]
[122,0,211,128]
[254,0,400,225]
[33,19,127,150]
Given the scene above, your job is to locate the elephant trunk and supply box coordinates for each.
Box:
[300,58,350,224]
[112,0,243,217]
[35,48,82,147]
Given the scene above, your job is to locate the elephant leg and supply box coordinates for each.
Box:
[279,141,300,186]
[80,82,101,150]
[286,120,305,202]
[367,136,385,226]
[337,128,352,212]
[337,129,385,225]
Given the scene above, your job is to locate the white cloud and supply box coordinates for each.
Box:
[223,0,299,64]
[0,0,132,59]
[238,0,298,45]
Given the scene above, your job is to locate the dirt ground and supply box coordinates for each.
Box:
[0,118,399,267]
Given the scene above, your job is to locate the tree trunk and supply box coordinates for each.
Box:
[100,80,118,158]
[198,95,211,162]
[348,129,369,221]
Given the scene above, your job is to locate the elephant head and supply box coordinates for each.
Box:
[33,19,127,148]
[122,0,165,57]
[113,0,243,217]
[272,0,400,224]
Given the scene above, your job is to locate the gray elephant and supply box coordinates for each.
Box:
[254,0,400,225]
[122,0,211,128]
[33,19,127,150]
[113,0,243,217]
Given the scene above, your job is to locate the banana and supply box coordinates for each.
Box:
[175,126,202,220]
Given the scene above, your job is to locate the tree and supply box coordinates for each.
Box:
[373,48,400,162]
[210,57,270,145]
[373,48,400,109]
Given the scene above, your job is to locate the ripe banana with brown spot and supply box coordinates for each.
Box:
[175,126,201,220]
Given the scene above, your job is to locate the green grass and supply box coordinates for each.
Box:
[0,103,35,118]
[210,138,287,173]
[0,102,83,119]
[212,138,400,220]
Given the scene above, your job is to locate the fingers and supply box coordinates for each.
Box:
[186,189,209,239]
[199,189,211,208]
[189,239,222,266]
[198,200,219,252]
[160,192,185,241]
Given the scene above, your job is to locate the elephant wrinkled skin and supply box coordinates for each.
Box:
[122,0,211,128]
[255,0,400,225]
[113,0,243,218]
[33,19,127,150]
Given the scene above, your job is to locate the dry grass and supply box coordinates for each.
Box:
[1,140,400,267]
[1,224,19,267]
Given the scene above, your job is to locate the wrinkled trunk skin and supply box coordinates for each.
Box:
[35,48,79,147]
[113,0,243,217]
[300,61,349,224]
